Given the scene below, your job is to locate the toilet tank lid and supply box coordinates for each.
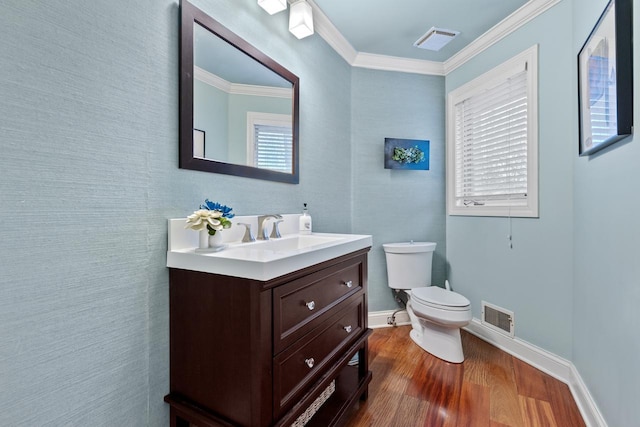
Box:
[383,242,436,253]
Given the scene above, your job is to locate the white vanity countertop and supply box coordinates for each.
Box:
[166,216,372,281]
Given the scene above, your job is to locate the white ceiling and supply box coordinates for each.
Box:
[308,0,560,74]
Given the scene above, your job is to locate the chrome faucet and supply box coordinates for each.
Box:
[270,219,284,239]
[257,214,282,240]
[237,223,256,242]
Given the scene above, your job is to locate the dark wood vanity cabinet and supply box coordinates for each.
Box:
[164,248,372,427]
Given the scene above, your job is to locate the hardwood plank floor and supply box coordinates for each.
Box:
[345,326,584,427]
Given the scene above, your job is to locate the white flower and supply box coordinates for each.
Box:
[185,209,222,231]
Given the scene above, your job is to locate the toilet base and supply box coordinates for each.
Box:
[409,321,465,363]
[406,300,466,363]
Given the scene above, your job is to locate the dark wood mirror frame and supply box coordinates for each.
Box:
[180,0,300,184]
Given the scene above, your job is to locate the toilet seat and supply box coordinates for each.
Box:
[411,286,470,311]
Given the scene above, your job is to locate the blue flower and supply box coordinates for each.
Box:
[200,199,235,218]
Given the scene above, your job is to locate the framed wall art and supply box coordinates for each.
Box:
[384,138,430,170]
[578,0,633,156]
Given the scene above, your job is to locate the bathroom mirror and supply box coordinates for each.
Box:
[180,0,299,183]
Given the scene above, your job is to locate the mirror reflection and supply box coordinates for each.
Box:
[180,0,299,183]
[193,24,294,172]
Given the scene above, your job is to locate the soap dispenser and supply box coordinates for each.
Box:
[299,203,312,234]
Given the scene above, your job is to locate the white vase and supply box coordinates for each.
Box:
[208,231,224,248]
[199,229,209,249]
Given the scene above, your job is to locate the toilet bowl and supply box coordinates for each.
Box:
[383,242,472,363]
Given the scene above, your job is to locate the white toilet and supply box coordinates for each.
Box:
[383,242,471,363]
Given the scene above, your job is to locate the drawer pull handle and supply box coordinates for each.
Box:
[305,301,315,311]
[305,358,315,368]
[343,280,353,288]
[344,325,352,333]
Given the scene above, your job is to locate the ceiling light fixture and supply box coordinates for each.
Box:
[288,0,314,39]
[413,27,460,51]
[258,0,287,15]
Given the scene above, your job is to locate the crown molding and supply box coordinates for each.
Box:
[195,66,231,92]
[228,83,291,98]
[195,66,292,98]
[308,0,442,75]
[443,0,561,73]
[309,0,562,76]
[306,0,357,64]
[353,53,445,76]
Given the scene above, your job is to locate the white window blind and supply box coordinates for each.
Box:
[254,123,293,173]
[447,45,538,217]
[454,69,528,206]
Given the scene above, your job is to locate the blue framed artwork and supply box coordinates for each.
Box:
[384,138,430,170]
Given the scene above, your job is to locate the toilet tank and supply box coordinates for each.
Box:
[383,242,436,289]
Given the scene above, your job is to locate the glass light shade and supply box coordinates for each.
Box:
[289,0,314,39]
[258,0,287,15]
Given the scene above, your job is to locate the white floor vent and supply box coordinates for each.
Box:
[481,301,515,338]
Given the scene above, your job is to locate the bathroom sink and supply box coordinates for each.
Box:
[167,224,372,281]
[208,234,348,263]
[232,234,344,253]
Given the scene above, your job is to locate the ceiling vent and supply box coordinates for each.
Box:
[413,27,459,51]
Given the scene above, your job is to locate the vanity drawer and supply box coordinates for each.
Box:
[273,258,363,354]
[273,294,364,416]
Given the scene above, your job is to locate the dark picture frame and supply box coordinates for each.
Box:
[578,0,633,156]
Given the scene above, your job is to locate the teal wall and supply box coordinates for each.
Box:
[0,0,353,424]
[194,79,228,159]
[572,0,640,425]
[351,68,446,311]
[445,1,575,359]
[446,0,640,424]
[3,0,636,425]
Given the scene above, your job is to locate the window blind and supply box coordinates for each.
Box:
[588,67,618,145]
[254,124,293,173]
[454,68,529,207]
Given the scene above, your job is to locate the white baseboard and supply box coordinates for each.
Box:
[368,309,411,329]
[568,363,608,427]
[463,319,607,427]
[367,312,607,427]
[464,319,572,382]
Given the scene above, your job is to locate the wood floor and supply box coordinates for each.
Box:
[345,326,585,427]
